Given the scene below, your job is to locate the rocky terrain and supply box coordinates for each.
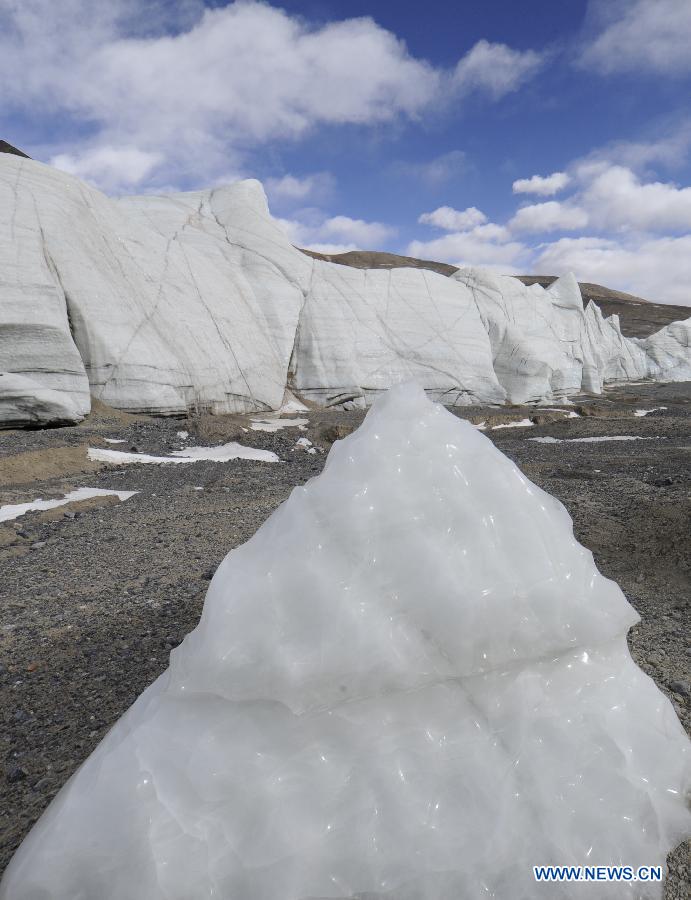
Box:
[0,381,689,894]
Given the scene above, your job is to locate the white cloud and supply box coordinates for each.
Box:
[408,226,526,271]
[418,206,487,231]
[320,215,396,246]
[50,145,163,192]
[512,172,570,196]
[583,122,691,174]
[0,1,543,193]
[577,163,691,232]
[303,243,358,256]
[534,235,691,306]
[581,0,691,75]
[265,172,335,203]
[453,39,544,99]
[276,213,394,250]
[509,201,589,233]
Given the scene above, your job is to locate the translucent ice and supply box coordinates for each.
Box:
[2,383,689,899]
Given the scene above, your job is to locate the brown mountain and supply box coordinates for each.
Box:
[299,248,687,339]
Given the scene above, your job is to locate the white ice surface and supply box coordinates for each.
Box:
[103,437,127,444]
[0,487,137,523]
[2,383,688,900]
[2,154,689,426]
[88,442,278,465]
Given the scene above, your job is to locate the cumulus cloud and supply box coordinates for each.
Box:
[265,172,335,204]
[276,213,395,250]
[418,206,487,231]
[0,1,543,193]
[534,235,691,306]
[512,172,570,196]
[577,163,691,232]
[453,39,544,99]
[509,201,589,233]
[408,147,691,305]
[580,0,691,76]
[50,146,164,192]
[408,225,526,272]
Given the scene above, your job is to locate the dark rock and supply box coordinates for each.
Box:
[6,766,28,783]
[319,423,355,444]
[670,681,690,698]
[30,541,46,550]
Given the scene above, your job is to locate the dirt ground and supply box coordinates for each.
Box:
[0,381,689,895]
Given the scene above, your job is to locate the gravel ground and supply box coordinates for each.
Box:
[0,382,689,896]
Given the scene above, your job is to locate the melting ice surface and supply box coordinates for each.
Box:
[2,383,689,900]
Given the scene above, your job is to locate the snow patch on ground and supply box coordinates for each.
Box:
[88,443,278,465]
[0,488,138,523]
[540,408,580,418]
[633,407,667,417]
[492,418,534,430]
[528,435,661,445]
[249,417,309,432]
[278,398,309,414]
[176,430,189,439]
[293,437,317,455]
[103,438,127,444]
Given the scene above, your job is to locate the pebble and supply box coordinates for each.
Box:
[63,511,76,519]
[6,766,27,783]
[30,541,46,550]
[669,680,690,698]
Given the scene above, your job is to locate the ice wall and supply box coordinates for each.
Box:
[1,384,688,899]
[0,153,689,425]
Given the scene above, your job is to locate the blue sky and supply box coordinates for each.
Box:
[1,0,691,304]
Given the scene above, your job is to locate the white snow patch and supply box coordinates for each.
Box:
[278,398,309,414]
[492,418,534,430]
[294,436,317,455]
[474,421,487,430]
[540,408,580,418]
[528,435,661,445]
[177,430,189,439]
[88,442,278,465]
[0,487,138,523]
[103,438,127,444]
[249,417,309,432]
[633,407,667,417]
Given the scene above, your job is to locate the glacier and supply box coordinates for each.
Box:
[1,152,690,426]
[1,383,688,900]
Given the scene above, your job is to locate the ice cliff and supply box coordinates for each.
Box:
[0,153,690,426]
[1,384,689,899]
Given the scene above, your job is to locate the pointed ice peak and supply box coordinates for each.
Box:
[170,382,637,714]
[545,271,583,310]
